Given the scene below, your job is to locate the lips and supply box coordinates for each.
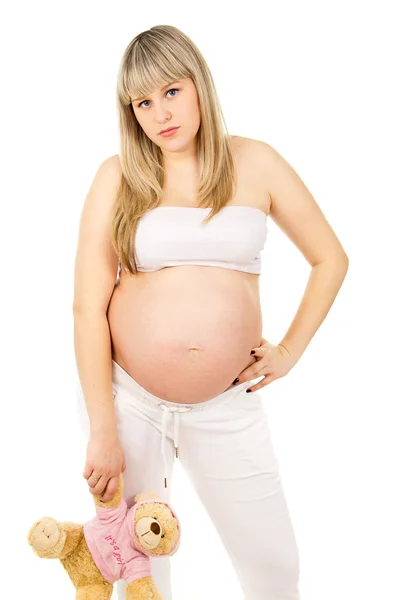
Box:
[159,126,179,135]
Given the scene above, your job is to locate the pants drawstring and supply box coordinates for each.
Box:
[174,410,180,457]
[158,403,192,488]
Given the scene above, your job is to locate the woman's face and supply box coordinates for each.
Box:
[130,77,201,150]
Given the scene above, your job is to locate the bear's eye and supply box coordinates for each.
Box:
[161,534,165,538]
[153,517,158,520]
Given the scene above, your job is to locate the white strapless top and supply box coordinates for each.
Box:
[116,205,268,282]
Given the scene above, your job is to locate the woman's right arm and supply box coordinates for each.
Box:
[73,311,118,438]
[73,154,125,503]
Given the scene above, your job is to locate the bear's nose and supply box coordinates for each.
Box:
[151,521,161,535]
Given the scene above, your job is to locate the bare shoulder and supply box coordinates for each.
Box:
[92,154,123,201]
[231,136,272,160]
[237,138,308,185]
[233,137,308,204]
[231,135,277,173]
[83,154,122,217]
[101,154,122,177]
[230,136,273,214]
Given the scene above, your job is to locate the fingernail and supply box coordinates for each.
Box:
[246,389,252,393]
[232,377,239,385]
[250,350,255,354]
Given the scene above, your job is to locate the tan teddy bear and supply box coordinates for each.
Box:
[27,473,181,599]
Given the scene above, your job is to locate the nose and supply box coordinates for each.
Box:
[155,107,172,123]
[151,521,161,535]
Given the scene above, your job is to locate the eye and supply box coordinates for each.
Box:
[167,87,179,98]
[138,88,179,108]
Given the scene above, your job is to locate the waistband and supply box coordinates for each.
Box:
[111,360,251,489]
[112,360,250,411]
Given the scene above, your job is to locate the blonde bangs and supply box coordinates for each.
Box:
[118,34,190,106]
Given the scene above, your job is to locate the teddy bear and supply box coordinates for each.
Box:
[27,473,181,599]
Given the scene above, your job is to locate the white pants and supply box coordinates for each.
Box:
[76,360,301,600]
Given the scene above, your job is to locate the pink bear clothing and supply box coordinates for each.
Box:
[83,496,181,585]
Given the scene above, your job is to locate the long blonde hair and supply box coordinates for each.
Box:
[112,25,237,274]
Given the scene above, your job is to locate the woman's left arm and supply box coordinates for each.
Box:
[276,258,348,362]
[237,142,349,390]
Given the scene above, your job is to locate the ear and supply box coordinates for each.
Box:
[134,491,162,503]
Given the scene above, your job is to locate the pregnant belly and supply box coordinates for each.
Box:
[107,266,263,403]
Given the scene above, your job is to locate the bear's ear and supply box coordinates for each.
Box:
[134,491,162,503]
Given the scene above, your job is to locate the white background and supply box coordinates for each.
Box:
[2,1,397,599]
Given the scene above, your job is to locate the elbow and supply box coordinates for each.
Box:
[72,305,107,317]
[313,253,349,270]
[341,253,349,269]
[72,304,85,315]
[333,249,349,269]
[336,254,350,273]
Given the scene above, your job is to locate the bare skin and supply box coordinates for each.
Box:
[82,77,348,499]
[107,136,271,403]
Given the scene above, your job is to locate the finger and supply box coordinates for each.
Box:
[85,469,101,485]
[88,473,108,495]
[247,375,275,392]
[98,477,111,500]
[251,345,265,357]
[83,464,94,480]
[88,475,108,495]
[100,475,120,503]
[236,363,270,384]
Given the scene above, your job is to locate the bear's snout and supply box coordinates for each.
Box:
[150,521,161,535]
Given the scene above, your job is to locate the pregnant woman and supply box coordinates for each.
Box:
[73,25,349,600]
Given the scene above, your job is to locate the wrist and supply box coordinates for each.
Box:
[90,421,118,441]
[278,342,291,354]
[90,430,119,443]
[278,341,300,363]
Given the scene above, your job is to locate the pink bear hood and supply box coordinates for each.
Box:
[83,496,181,585]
